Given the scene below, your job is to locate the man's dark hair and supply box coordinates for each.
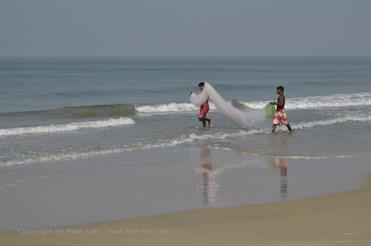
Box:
[198,82,205,87]
[276,86,284,92]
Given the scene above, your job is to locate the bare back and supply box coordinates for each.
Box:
[277,95,285,110]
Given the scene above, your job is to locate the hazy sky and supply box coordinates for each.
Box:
[1,0,370,56]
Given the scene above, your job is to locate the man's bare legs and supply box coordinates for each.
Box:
[272,124,277,133]
[272,124,292,133]
[286,123,292,132]
[199,117,211,128]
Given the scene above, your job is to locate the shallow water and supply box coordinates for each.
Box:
[0,56,370,230]
[0,56,370,167]
[0,147,370,231]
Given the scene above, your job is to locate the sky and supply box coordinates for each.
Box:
[0,0,370,56]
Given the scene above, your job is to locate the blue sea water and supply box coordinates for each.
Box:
[1,56,371,231]
[0,56,370,167]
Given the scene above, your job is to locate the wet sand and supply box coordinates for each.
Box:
[1,173,370,246]
[2,148,371,232]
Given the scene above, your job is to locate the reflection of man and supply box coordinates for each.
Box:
[273,133,290,147]
[200,148,212,206]
[275,157,288,199]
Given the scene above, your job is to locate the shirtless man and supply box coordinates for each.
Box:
[271,86,292,133]
[189,82,211,128]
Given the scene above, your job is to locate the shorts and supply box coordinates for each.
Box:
[273,108,289,125]
[199,104,209,119]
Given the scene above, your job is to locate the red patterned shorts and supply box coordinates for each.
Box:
[273,108,289,125]
[199,103,209,119]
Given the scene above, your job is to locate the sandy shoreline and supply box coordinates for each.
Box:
[1,173,370,246]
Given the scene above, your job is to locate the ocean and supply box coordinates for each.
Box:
[0,56,370,230]
[0,56,370,167]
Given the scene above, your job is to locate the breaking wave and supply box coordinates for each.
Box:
[0,129,261,167]
[1,92,369,119]
[0,117,135,137]
[1,113,369,166]
[292,115,371,129]
[240,92,371,110]
[137,92,371,114]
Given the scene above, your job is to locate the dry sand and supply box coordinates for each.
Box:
[1,175,370,246]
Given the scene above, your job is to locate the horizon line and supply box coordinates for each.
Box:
[1,55,370,58]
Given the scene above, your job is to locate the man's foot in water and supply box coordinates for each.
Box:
[207,118,212,128]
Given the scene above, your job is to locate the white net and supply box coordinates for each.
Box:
[189,82,264,126]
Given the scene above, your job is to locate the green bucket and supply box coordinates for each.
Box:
[264,104,276,118]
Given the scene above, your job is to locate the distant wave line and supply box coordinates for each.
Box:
[1,114,370,166]
[0,117,135,137]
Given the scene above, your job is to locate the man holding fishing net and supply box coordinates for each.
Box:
[189,82,272,128]
[189,82,212,128]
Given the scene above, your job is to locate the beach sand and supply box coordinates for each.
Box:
[1,173,370,246]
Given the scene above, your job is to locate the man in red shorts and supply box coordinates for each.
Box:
[271,86,292,133]
[189,82,212,128]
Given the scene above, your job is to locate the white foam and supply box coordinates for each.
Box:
[1,114,369,167]
[240,92,371,110]
[134,92,371,115]
[279,155,354,160]
[137,130,262,150]
[136,103,197,113]
[293,115,371,129]
[0,149,128,167]
[135,102,216,114]
[0,117,135,137]
[0,130,260,167]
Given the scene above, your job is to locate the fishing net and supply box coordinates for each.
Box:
[189,82,264,126]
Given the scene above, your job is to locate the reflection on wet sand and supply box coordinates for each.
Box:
[275,157,288,200]
[272,132,290,147]
[271,133,290,199]
[195,148,252,207]
[200,148,213,206]
[196,143,290,206]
